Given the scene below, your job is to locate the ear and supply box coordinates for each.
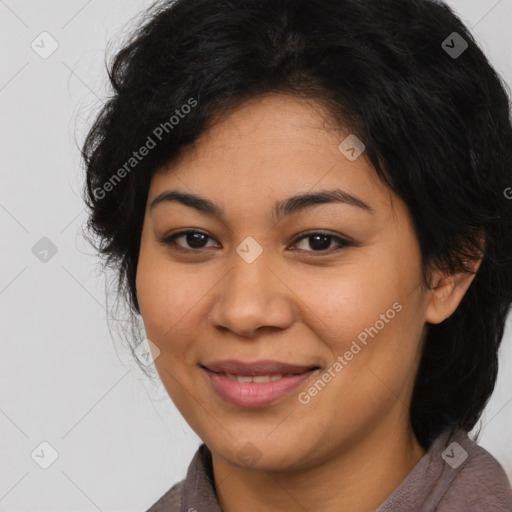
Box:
[424,253,483,325]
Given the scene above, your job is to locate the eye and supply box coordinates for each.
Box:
[160,230,354,254]
[290,232,353,253]
[161,230,219,251]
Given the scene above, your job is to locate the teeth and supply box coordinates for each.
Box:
[224,373,285,383]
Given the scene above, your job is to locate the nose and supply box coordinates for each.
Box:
[208,248,296,338]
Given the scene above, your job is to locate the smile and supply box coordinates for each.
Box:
[202,366,320,407]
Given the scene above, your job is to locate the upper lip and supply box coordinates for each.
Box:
[201,359,319,376]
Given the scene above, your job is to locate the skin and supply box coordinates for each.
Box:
[136,93,480,512]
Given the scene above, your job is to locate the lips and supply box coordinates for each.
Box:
[201,359,319,377]
[201,362,320,407]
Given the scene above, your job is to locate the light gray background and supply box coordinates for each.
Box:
[1,1,511,510]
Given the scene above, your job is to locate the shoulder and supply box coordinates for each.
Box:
[145,479,184,512]
[145,443,215,512]
[437,431,512,511]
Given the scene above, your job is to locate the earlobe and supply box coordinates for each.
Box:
[424,259,482,325]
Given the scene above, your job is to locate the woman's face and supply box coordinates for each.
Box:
[136,93,438,470]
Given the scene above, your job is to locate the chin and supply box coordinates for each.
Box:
[210,434,316,473]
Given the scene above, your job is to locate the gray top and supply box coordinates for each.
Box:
[146,429,512,511]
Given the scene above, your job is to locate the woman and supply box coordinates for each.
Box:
[82,0,512,510]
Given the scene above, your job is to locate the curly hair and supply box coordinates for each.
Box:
[82,0,512,449]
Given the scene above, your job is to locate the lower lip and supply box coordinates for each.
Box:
[203,368,319,407]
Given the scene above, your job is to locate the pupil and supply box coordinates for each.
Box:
[310,235,330,250]
[188,233,207,248]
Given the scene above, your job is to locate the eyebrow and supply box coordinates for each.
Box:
[150,188,375,220]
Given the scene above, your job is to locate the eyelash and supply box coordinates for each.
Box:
[160,230,354,255]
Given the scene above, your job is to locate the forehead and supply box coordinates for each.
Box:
[149,93,395,216]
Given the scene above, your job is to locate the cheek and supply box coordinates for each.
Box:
[135,248,208,406]
[136,244,182,341]
[293,249,425,393]
[136,244,217,358]
[297,252,418,342]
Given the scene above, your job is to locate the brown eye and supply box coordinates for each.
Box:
[291,232,353,253]
[161,230,219,251]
